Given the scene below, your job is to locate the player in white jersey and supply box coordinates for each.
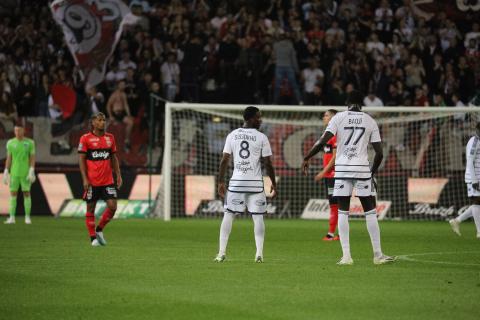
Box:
[302,90,396,265]
[448,123,480,238]
[214,106,278,263]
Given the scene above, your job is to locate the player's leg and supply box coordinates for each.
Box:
[20,176,32,224]
[95,194,117,246]
[357,180,395,264]
[248,192,267,262]
[323,178,339,241]
[333,179,354,264]
[5,176,20,224]
[470,197,480,238]
[83,186,99,245]
[215,191,242,262]
[450,183,476,236]
[86,201,99,246]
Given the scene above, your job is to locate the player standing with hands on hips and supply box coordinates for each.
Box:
[303,90,396,265]
[215,106,277,263]
[449,122,480,238]
[3,124,36,224]
[78,112,122,247]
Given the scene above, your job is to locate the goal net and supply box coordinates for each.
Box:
[157,103,479,221]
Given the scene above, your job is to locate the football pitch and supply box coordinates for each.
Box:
[0,218,479,320]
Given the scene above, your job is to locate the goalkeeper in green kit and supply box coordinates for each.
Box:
[2,124,36,224]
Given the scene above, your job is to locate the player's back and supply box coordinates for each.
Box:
[224,128,272,193]
[465,135,480,183]
[326,110,381,180]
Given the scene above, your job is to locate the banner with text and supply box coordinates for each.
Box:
[301,198,391,220]
[58,199,151,218]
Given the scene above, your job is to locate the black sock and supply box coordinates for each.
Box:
[90,236,96,242]
[95,226,102,232]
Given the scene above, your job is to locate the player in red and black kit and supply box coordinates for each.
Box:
[315,109,339,241]
[78,112,122,247]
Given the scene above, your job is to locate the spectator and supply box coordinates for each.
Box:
[106,80,134,150]
[15,73,35,117]
[301,58,324,105]
[363,92,384,107]
[273,31,302,104]
[160,51,180,101]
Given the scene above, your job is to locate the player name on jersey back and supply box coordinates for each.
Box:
[223,128,272,193]
[325,111,381,180]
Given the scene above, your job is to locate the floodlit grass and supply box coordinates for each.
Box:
[0,217,479,320]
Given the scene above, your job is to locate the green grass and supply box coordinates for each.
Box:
[0,217,479,320]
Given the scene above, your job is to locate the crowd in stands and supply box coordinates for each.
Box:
[0,0,479,150]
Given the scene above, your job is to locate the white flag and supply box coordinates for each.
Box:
[50,0,138,89]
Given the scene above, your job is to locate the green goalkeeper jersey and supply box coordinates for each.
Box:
[6,138,35,177]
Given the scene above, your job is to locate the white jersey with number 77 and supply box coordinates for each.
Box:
[325,110,381,180]
[223,128,272,193]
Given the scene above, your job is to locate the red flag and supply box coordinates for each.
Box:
[50,0,138,89]
[51,84,76,119]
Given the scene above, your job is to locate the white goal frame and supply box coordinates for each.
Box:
[161,103,478,221]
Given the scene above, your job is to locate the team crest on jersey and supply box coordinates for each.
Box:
[105,136,112,146]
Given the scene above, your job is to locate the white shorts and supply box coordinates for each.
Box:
[333,179,377,197]
[224,191,267,214]
[466,183,480,197]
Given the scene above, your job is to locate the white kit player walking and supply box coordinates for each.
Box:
[214,106,278,263]
[302,90,396,265]
[449,123,480,238]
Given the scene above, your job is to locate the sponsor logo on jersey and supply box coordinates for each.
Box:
[255,200,266,206]
[231,199,244,205]
[343,147,358,160]
[91,151,110,159]
[106,187,117,196]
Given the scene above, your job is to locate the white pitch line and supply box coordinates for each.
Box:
[397,250,480,267]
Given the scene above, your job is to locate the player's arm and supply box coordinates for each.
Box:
[262,156,277,198]
[3,151,12,185]
[315,148,336,181]
[27,143,36,183]
[370,141,384,176]
[111,153,123,189]
[466,139,479,189]
[217,152,231,199]
[302,131,334,175]
[79,153,89,191]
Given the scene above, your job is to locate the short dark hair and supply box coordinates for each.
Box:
[243,106,259,121]
[346,90,364,106]
[91,112,106,120]
[327,109,338,115]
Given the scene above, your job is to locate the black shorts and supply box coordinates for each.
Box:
[324,178,337,205]
[83,184,118,203]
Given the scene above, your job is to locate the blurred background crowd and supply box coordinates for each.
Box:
[0,0,479,148]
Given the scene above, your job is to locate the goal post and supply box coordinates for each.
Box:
[158,103,479,221]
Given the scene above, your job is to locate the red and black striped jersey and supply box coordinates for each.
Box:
[78,132,117,186]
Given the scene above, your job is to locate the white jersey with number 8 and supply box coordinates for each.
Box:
[325,111,381,180]
[223,128,272,193]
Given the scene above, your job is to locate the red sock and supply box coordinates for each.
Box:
[328,204,339,234]
[85,212,96,237]
[98,208,115,230]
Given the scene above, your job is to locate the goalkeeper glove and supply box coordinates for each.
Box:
[27,167,36,184]
[2,168,9,185]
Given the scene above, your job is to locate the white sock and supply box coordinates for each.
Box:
[471,205,480,234]
[252,214,265,257]
[219,212,235,256]
[456,206,473,222]
[338,210,351,258]
[365,209,382,258]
